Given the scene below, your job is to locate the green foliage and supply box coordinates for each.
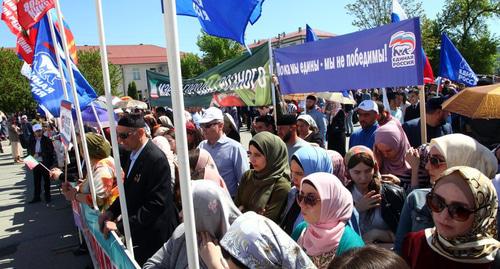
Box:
[345,0,425,29]
[180,52,206,78]
[196,31,243,69]
[127,81,138,100]
[421,18,441,74]
[76,49,122,96]
[0,48,36,113]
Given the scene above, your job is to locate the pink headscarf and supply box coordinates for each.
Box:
[196,149,230,195]
[374,120,411,176]
[326,150,347,185]
[298,172,353,256]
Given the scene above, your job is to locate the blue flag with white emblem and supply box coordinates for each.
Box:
[29,16,97,117]
[439,33,478,86]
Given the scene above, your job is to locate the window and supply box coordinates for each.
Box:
[132,68,141,80]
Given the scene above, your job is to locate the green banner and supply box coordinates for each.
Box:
[148,43,272,107]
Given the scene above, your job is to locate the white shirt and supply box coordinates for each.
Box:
[127,140,148,177]
[35,138,42,161]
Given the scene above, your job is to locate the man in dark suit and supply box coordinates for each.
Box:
[99,113,178,266]
[404,89,420,122]
[28,123,56,203]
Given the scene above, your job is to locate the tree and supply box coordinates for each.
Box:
[436,0,500,74]
[345,0,425,29]
[421,17,442,74]
[77,49,122,96]
[196,31,243,69]
[127,81,138,100]
[0,48,36,113]
[180,52,206,78]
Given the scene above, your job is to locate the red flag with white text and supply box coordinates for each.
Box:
[16,0,54,29]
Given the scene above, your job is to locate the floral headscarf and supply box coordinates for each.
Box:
[425,166,500,263]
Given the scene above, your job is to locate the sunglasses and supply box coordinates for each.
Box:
[428,155,446,168]
[201,122,219,129]
[296,192,321,207]
[117,131,135,139]
[426,192,486,222]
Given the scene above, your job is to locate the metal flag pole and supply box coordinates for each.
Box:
[46,10,83,179]
[90,102,104,134]
[54,0,97,210]
[268,40,278,125]
[93,0,134,259]
[161,0,199,268]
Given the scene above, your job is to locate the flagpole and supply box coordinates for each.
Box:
[54,0,98,210]
[93,0,135,260]
[90,102,104,134]
[46,10,83,180]
[268,39,278,124]
[418,85,427,145]
[161,0,199,268]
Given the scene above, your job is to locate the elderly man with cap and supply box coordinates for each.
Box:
[198,107,249,198]
[277,114,310,162]
[99,113,179,266]
[349,100,380,149]
[402,96,452,147]
[27,123,56,203]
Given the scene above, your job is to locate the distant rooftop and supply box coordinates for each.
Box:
[77,44,171,65]
[249,27,336,49]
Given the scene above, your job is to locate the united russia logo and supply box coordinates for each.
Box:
[389,31,416,68]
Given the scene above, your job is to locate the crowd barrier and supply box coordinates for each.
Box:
[71,200,140,269]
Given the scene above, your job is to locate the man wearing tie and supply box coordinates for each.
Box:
[403,89,420,122]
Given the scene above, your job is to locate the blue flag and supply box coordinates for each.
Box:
[29,16,97,117]
[305,24,318,43]
[439,33,478,86]
[167,0,263,45]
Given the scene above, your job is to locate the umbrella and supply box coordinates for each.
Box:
[115,98,148,110]
[316,92,356,105]
[72,105,118,128]
[442,84,500,119]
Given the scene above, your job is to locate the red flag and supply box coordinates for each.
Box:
[16,32,35,64]
[54,17,78,63]
[16,0,54,30]
[1,0,22,35]
[423,54,435,84]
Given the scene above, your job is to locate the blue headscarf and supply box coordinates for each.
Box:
[292,146,333,176]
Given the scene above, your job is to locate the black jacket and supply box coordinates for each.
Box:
[380,182,406,233]
[27,135,56,167]
[404,103,420,122]
[107,140,179,265]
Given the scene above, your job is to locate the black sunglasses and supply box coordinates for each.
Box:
[201,122,219,129]
[296,192,321,207]
[117,131,135,139]
[426,192,487,222]
[428,155,446,167]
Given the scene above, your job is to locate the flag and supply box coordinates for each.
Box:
[439,33,478,87]
[391,0,434,84]
[305,24,318,42]
[16,0,54,29]
[168,0,263,46]
[1,0,36,63]
[1,0,21,35]
[23,155,40,170]
[29,16,97,117]
[48,10,78,64]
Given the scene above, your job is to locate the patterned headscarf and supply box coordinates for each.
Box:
[220,211,316,268]
[425,166,500,263]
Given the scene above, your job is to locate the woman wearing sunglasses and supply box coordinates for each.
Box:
[345,146,405,244]
[402,166,500,268]
[296,172,364,269]
[234,131,290,223]
[394,134,498,254]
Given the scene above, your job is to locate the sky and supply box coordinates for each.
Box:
[0,0,499,54]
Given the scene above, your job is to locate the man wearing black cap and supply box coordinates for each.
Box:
[402,96,452,147]
[99,113,178,266]
[277,114,309,162]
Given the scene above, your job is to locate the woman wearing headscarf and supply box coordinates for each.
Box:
[402,166,500,268]
[189,148,229,193]
[60,133,120,211]
[281,146,333,235]
[345,146,406,244]
[394,134,498,254]
[327,150,347,185]
[199,211,316,269]
[297,172,364,268]
[144,180,241,269]
[235,131,290,223]
[326,101,346,156]
[297,114,324,148]
[374,120,412,190]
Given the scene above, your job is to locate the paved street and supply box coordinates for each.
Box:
[0,141,92,269]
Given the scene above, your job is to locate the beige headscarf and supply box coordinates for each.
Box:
[430,134,497,178]
[425,166,500,263]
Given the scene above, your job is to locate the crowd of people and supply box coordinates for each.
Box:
[4,82,500,269]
